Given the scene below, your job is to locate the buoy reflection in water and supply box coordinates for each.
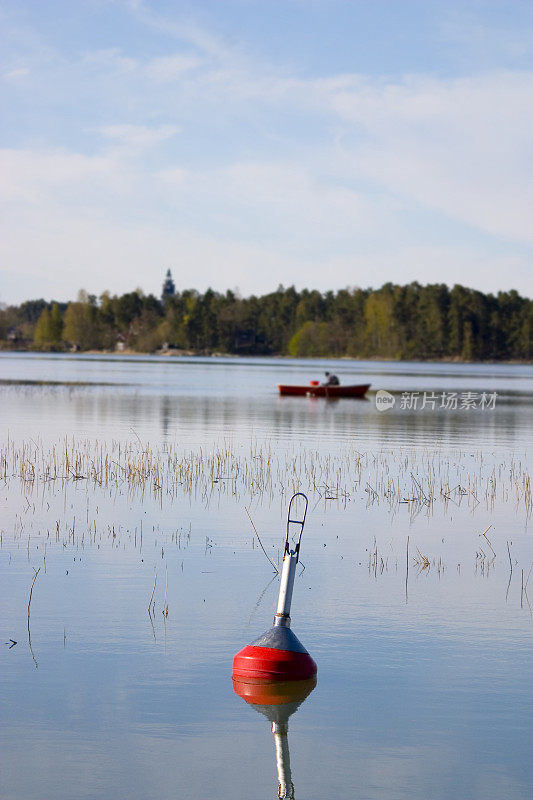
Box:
[233,678,316,799]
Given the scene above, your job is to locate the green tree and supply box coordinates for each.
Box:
[33,308,52,347]
[363,287,398,357]
[417,284,448,357]
[519,302,533,359]
[462,320,474,360]
[63,300,98,350]
[49,303,63,342]
[288,321,334,357]
[6,280,533,362]
[33,303,63,348]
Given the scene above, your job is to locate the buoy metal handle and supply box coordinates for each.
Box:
[284,492,308,562]
[276,493,308,626]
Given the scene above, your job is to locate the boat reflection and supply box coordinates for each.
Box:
[233,678,316,799]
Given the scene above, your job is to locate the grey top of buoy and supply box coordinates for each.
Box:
[249,625,309,653]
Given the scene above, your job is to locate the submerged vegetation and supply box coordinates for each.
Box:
[2,281,533,360]
[3,436,532,624]
[3,436,533,519]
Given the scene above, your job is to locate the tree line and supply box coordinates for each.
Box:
[1,282,533,361]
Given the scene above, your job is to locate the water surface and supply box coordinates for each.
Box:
[1,354,532,800]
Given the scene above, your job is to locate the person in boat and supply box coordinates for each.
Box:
[323,371,340,386]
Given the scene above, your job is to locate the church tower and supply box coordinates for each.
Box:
[162,269,176,302]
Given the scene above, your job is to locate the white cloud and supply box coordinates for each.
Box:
[98,124,180,150]
[80,48,137,74]
[0,202,304,302]
[1,7,533,303]
[145,54,201,82]
[3,67,30,81]
[156,159,390,248]
[0,148,121,204]
[326,71,533,244]
[157,167,187,185]
[134,54,533,248]
[1,157,530,305]
[130,5,244,63]
[1,136,532,305]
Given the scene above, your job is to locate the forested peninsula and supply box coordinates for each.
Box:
[1,279,532,362]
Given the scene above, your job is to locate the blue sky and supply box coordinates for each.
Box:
[1,0,532,303]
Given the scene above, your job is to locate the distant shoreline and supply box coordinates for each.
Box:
[1,346,532,366]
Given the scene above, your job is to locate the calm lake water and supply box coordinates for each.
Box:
[1,353,532,800]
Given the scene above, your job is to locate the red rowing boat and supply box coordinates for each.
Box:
[278,382,370,398]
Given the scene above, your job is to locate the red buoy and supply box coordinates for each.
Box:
[232,494,317,683]
[232,621,317,681]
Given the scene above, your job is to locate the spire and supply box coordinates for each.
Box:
[162,269,175,301]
